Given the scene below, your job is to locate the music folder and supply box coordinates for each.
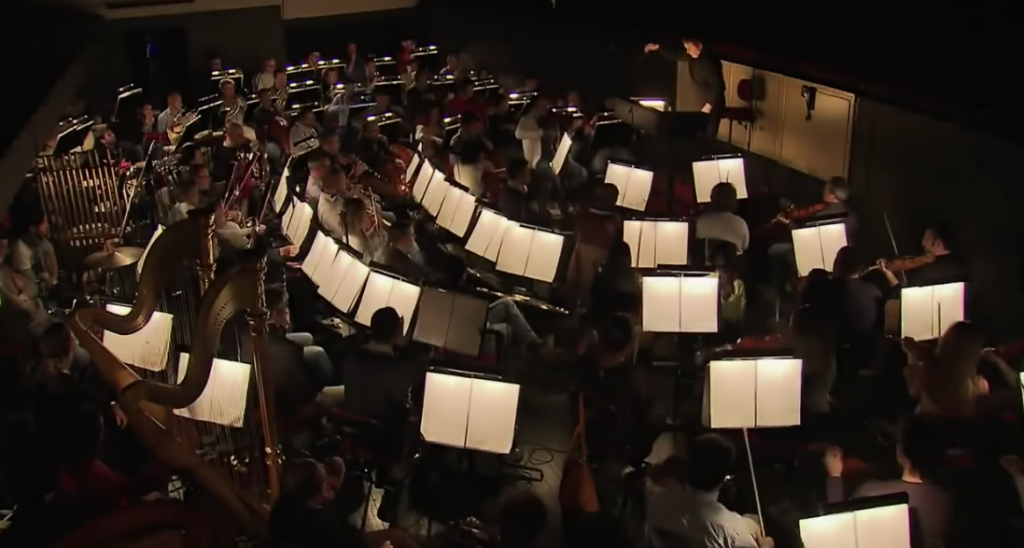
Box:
[321,246,371,314]
[465,208,513,262]
[137,225,164,276]
[412,161,435,204]
[641,273,719,333]
[173,353,252,428]
[436,183,477,238]
[454,162,484,197]
[799,498,911,548]
[354,270,422,336]
[622,220,689,268]
[791,221,848,276]
[421,370,521,454]
[103,303,174,373]
[422,170,449,217]
[413,288,489,356]
[692,156,749,203]
[404,151,422,186]
[272,158,292,214]
[604,162,654,211]
[703,357,803,429]
[551,133,573,175]
[495,224,565,283]
[900,282,965,340]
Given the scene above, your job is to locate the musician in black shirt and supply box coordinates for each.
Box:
[645,37,726,140]
[355,121,394,172]
[449,112,491,166]
[908,221,967,287]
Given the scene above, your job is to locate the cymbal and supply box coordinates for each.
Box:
[83,246,145,270]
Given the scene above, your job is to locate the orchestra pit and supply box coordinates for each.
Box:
[2,2,1024,548]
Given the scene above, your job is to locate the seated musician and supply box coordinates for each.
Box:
[321,66,341,100]
[341,197,385,263]
[404,69,435,118]
[11,211,58,291]
[590,242,642,324]
[342,307,423,424]
[447,78,487,119]
[366,90,403,119]
[264,286,336,388]
[167,175,201,225]
[696,182,749,252]
[831,246,884,345]
[97,126,142,164]
[218,78,246,127]
[571,184,623,306]
[356,121,403,172]
[212,200,263,251]
[876,221,966,288]
[363,59,381,92]
[210,123,251,183]
[380,221,427,282]
[449,112,493,172]
[768,176,853,287]
[0,236,50,335]
[315,166,350,240]
[304,149,332,201]
[903,321,987,418]
[119,102,156,156]
[440,52,464,80]
[500,157,536,223]
[290,108,320,155]
[415,104,446,163]
[487,95,519,152]
[155,91,184,134]
[251,89,286,163]
[252,57,276,95]
[272,68,289,113]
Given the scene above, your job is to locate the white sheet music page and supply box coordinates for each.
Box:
[791,225,826,276]
[483,216,513,261]
[932,282,965,337]
[450,193,477,238]
[495,224,534,276]
[799,512,858,548]
[386,279,422,336]
[466,378,520,454]
[318,248,356,301]
[437,185,471,234]
[655,221,689,267]
[636,221,657,269]
[413,288,455,348]
[853,503,912,548]
[272,164,290,213]
[103,304,173,372]
[523,230,564,283]
[405,153,422,185]
[692,159,722,204]
[818,223,848,274]
[679,276,719,333]
[137,225,164,276]
[551,133,572,175]
[173,354,252,428]
[605,163,632,206]
[412,163,435,203]
[302,231,330,278]
[284,197,301,240]
[900,286,935,340]
[708,359,757,428]
[754,358,803,427]
[289,203,314,245]
[622,221,643,268]
[421,372,472,448]
[355,272,396,327]
[329,258,370,314]
[621,167,653,211]
[311,240,340,286]
[455,162,484,197]
[448,294,488,356]
[423,171,449,217]
[642,276,682,332]
[716,157,748,200]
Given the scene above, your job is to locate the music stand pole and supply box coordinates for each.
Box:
[742,427,766,537]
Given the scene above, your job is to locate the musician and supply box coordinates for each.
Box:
[397,39,416,76]
[168,176,201,225]
[156,91,185,134]
[449,112,493,168]
[356,121,399,173]
[212,200,263,252]
[487,95,519,152]
[342,42,367,85]
[305,150,333,201]
[440,52,463,79]
[341,196,384,263]
[342,307,422,422]
[645,37,725,139]
[363,59,381,91]
[571,184,623,305]
[264,286,336,388]
[325,84,354,130]
[11,212,57,291]
[414,104,445,164]
[695,182,749,251]
[447,78,487,119]
[316,167,349,240]
[321,67,341,99]
[210,123,251,183]
[500,157,534,223]
[381,221,427,282]
[253,57,276,95]
[366,90,403,120]
[0,235,49,336]
[218,79,246,127]
[404,69,435,118]
[272,69,289,113]
[97,127,142,163]
[289,108,319,154]
[877,221,966,288]
[832,246,884,345]
[768,177,853,287]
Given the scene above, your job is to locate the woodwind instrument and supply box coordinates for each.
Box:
[68,215,278,538]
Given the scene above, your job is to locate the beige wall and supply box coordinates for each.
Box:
[684,61,855,182]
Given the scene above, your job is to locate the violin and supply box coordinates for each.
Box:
[766,202,830,227]
[879,253,935,273]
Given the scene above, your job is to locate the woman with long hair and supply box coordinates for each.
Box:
[904,321,987,417]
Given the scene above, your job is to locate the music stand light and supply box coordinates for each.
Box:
[272,158,292,214]
[354,271,422,336]
[413,288,489,356]
[436,184,477,238]
[103,304,174,373]
[421,371,521,454]
[641,273,719,333]
[799,501,911,548]
[604,162,654,211]
[422,170,449,217]
[465,209,513,262]
[454,162,484,197]
[172,353,251,428]
[791,221,848,276]
[623,220,689,268]
[495,224,565,283]
[137,225,164,276]
[323,248,371,314]
[551,133,573,175]
[692,156,748,203]
[412,162,435,204]
[900,282,965,340]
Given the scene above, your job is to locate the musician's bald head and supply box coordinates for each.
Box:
[825,176,849,203]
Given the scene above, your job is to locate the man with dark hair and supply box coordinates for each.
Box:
[909,221,966,286]
[500,157,532,222]
[496,489,547,548]
[644,37,725,139]
[342,307,422,421]
[382,221,426,282]
[696,182,750,251]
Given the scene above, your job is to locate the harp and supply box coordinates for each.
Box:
[67,213,279,539]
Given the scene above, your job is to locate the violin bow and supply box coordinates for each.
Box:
[882,211,908,286]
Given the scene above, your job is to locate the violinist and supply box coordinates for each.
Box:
[289,109,319,155]
[304,150,332,202]
[875,221,966,288]
[356,121,399,173]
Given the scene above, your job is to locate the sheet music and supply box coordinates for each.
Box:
[137,225,164,276]
[693,158,749,203]
[655,221,689,266]
[551,133,572,174]
[328,255,370,314]
[636,221,657,268]
[901,282,964,340]
[522,138,542,168]
[716,157,748,200]
[605,163,631,205]
[708,359,758,428]
[272,162,291,213]
[799,512,857,548]
[791,225,827,275]
[311,239,340,286]
[413,288,454,348]
[405,153,422,185]
[495,224,534,277]
[437,185,476,237]
[454,162,484,197]
[282,197,298,235]
[818,223,848,273]
[173,354,252,428]
[620,167,653,211]
[354,272,421,335]
[623,221,644,268]
[800,503,911,548]
[287,202,314,244]
[679,276,719,333]
[932,282,965,337]
[412,163,435,203]
[421,372,473,448]
[641,276,682,332]
[465,209,512,261]
[754,358,803,427]
[301,231,330,278]
[102,304,173,372]
[423,170,449,217]
[523,230,564,283]
[465,378,520,454]
[318,248,359,301]
[388,278,422,336]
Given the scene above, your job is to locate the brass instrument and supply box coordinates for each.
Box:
[68,214,278,537]
[168,110,199,146]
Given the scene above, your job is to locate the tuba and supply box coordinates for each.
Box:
[68,212,278,538]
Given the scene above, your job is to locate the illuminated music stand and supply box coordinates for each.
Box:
[172,353,252,428]
[301,231,331,279]
[436,183,478,238]
[422,170,450,218]
[413,288,490,357]
[900,282,965,340]
[404,150,423,188]
[412,161,436,204]
[421,369,521,454]
[791,220,848,276]
[692,155,748,204]
[465,208,513,263]
[302,231,341,287]
[495,224,566,283]
[137,225,164,277]
[454,162,484,197]
[321,246,372,314]
[623,220,689,268]
[800,496,912,548]
[103,304,174,373]
[704,354,803,537]
[630,97,668,112]
[353,270,422,336]
[604,162,654,211]
[272,157,293,214]
[285,200,315,245]
[551,133,573,175]
[641,272,719,333]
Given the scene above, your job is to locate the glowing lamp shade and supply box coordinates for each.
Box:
[791,222,848,276]
[692,158,749,203]
[413,288,489,356]
[900,282,965,340]
[354,271,422,335]
[800,503,911,548]
[436,184,477,238]
[173,353,252,428]
[706,358,802,428]
[495,225,565,283]
[421,372,521,454]
[412,162,435,204]
[454,162,484,197]
[422,170,449,217]
[137,225,164,276]
[522,138,542,168]
[286,201,315,245]
[465,209,512,262]
[103,304,173,372]
[404,152,422,185]
[272,160,291,214]
[604,163,654,211]
[551,133,573,175]
[323,248,371,314]
[641,275,719,333]
[623,220,689,268]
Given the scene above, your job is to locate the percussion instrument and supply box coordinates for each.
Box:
[83,246,144,270]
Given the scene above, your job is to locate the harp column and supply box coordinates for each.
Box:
[245,254,281,502]
[197,212,217,294]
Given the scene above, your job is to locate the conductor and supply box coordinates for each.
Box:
[644,38,726,140]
